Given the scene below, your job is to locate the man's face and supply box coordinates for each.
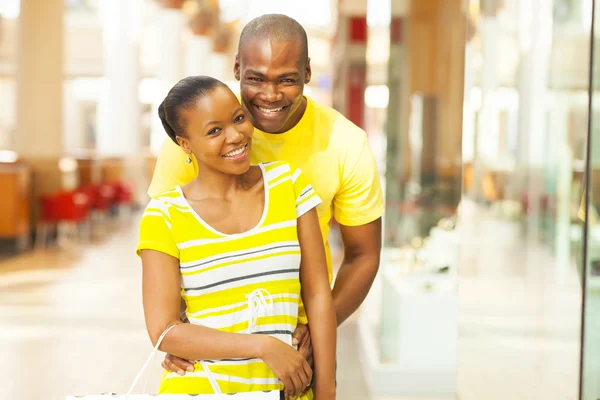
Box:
[234,38,311,134]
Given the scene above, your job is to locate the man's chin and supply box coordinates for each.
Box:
[254,119,286,134]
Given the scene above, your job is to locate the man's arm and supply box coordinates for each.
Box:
[333,218,382,326]
[330,123,384,325]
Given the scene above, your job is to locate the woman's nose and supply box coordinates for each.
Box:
[226,127,244,143]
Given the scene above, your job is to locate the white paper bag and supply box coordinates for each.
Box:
[67,326,281,400]
[67,394,280,399]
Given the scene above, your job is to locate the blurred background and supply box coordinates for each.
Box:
[0,0,599,399]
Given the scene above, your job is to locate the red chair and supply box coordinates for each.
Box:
[114,182,134,219]
[115,182,133,205]
[36,190,91,249]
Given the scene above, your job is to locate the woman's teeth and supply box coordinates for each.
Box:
[223,144,246,158]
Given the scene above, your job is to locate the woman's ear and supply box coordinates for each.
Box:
[176,136,191,155]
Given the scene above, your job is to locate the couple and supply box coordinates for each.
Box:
[137,14,384,400]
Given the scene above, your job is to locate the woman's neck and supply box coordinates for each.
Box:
[185,166,255,201]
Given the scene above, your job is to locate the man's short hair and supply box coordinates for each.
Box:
[238,14,309,65]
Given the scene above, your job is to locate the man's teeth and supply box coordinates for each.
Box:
[224,145,246,158]
[259,106,283,113]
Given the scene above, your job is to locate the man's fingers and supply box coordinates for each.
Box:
[171,357,195,372]
[163,360,185,376]
[162,356,194,375]
[307,355,314,369]
[298,333,312,361]
[291,324,308,346]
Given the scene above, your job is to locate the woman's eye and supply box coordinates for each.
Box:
[234,114,245,123]
[208,127,221,135]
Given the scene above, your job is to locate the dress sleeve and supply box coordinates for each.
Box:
[291,165,322,219]
[136,198,179,259]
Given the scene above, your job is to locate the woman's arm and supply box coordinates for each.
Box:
[141,249,264,360]
[297,208,337,399]
[141,249,312,396]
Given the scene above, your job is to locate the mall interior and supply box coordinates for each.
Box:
[0,0,599,399]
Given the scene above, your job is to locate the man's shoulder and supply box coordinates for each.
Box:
[308,98,367,144]
[148,188,184,206]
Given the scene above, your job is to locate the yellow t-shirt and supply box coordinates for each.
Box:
[148,96,385,282]
[138,162,319,397]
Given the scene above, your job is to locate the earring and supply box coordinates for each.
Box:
[186,154,192,164]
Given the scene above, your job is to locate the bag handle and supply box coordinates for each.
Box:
[125,324,223,398]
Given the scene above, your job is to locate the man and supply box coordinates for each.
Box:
[149,14,384,374]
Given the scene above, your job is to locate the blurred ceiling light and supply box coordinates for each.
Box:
[366,0,391,27]
[238,0,333,28]
[0,0,19,19]
[365,85,389,109]
[0,150,18,163]
[58,157,78,172]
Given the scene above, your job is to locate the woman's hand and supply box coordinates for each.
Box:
[258,335,312,398]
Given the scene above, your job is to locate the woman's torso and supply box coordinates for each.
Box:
[154,162,310,398]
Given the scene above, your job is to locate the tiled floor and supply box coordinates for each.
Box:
[0,219,406,400]
[455,200,595,400]
[2,208,597,400]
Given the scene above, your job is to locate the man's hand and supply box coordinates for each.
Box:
[292,323,313,368]
[162,354,195,376]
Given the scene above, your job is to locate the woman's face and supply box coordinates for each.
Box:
[177,85,254,176]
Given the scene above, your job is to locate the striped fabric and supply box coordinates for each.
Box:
[137,162,321,397]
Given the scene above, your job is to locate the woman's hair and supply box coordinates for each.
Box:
[158,75,227,144]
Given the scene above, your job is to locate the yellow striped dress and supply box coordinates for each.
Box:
[137,161,321,398]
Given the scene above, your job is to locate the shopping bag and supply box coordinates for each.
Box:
[66,325,281,399]
[66,395,281,399]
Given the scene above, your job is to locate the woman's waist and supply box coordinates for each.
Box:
[185,298,299,336]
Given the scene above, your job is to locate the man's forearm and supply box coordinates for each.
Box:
[331,254,380,326]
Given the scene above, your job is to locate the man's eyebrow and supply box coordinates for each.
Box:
[245,69,265,77]
[245,70,300,79]
[278,72,300,78]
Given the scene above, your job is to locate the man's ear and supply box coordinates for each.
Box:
[304,57,312,84]
[234,54,241,81]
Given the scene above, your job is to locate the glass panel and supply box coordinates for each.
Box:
[364,0,464,398]
[582,1,600,398]
[458,0,591,398]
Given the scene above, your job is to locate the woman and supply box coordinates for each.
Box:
[137,75,336,400]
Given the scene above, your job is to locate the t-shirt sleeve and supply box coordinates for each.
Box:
[136,199,179,259]
[333,132,385,226]
[147,138,198,198]
[291,165,322,219]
